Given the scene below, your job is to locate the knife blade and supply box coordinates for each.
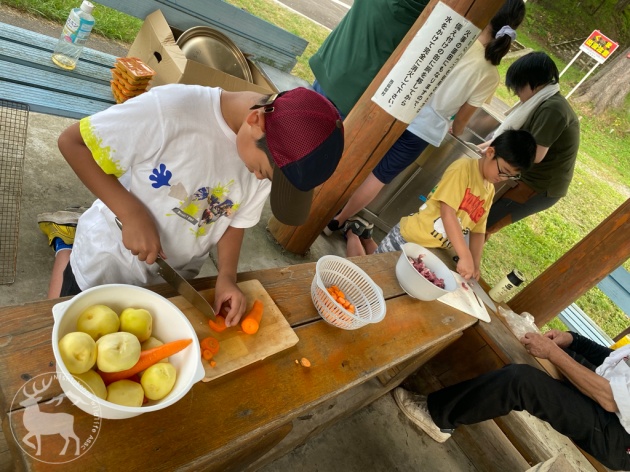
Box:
[114,218,217,320]
[468,281,497,312]
[470,288,484,308]
[155,257,217,321]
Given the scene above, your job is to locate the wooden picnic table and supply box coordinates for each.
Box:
[0,252,477,471]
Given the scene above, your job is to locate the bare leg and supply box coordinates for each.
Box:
[48,249,71,299]
[345,231,367,257]
[361,237,378,255]
[335,173,386,225]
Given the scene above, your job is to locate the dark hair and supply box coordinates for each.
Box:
[505,51,560,94]
[485,0,526,65]
[490,129,536,171]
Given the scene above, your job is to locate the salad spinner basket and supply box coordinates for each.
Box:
[311,255,386,330]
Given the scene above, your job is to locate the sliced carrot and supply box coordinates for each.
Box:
[241,300,264,335]
[98,338,192,385]
[200,336,220,354]
[208,316,227,333]
[209,360,217,368]
[202,349,214,361]
[327,285,355,314]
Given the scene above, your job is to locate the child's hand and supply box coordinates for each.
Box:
[456,253,475,280]
[119,213,162,264]
[213,275,247,327]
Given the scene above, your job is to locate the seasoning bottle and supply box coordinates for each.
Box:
[51,1,95,71]
[489,269,526,303]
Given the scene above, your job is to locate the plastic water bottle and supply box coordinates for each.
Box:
[51,1,95,70]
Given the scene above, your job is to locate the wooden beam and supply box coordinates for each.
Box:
[508,199,630,326]
[268,0,506,254]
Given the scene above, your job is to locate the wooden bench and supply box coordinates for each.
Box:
[0,0,309,119]
[558,266,630,346]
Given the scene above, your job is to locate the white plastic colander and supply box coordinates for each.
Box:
[311,255,386,330]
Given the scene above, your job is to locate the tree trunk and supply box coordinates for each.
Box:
[572,46,630,114]
[616,0,630,11]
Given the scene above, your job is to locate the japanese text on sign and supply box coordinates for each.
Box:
[372,2,479,124]
[579,30,619,64]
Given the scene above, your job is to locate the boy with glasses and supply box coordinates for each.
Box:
[345,129,535,281]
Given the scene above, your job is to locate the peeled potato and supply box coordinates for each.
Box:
[106,379,144,407]
[141,362,177,401]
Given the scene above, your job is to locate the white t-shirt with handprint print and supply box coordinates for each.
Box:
[70,84,271,289]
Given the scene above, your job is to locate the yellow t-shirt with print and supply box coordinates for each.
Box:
[400,157,494,249]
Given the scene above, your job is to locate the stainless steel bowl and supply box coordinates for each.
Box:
[176,26,253,83]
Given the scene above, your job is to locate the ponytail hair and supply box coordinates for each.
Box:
[485,0,526,66]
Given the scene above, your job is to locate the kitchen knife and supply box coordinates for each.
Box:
[114,218,217,320]
[468,281,497,312]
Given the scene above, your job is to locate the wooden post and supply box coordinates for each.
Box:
[268,0,506,254]
[508,199,630,326]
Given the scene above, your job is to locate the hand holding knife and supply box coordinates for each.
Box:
[114,217,217,320]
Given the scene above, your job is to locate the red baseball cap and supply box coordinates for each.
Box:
[252,87,344,226]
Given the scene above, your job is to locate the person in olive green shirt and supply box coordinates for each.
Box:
[484,52,580,235]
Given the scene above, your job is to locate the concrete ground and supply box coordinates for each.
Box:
[0,6,480,471]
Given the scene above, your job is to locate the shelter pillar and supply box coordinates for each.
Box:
[508,199,630,326]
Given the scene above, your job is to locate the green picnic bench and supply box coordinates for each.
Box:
[0,0,309,119]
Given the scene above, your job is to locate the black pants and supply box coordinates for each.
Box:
[486,181,561,235]
[60,260,82,297]
[427,364,630,471]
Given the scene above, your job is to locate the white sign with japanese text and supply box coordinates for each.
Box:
[372,2,480,124]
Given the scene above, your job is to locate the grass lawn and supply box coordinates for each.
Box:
[5,0,629,337]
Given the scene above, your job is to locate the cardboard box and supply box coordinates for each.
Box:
[128,10,278,94]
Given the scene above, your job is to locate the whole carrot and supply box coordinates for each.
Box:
[241,300,264,334]
[98,338,192,385]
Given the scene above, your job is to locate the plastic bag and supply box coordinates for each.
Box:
[498,306,540,339]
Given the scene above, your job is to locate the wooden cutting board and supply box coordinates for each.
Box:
[167,279,299,382]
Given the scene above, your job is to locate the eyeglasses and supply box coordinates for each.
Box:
[496,159,521,180]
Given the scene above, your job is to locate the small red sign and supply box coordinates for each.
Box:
[580,30,619,63]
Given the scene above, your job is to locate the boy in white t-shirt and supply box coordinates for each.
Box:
[347,129,536,281]
[38,85,344,326]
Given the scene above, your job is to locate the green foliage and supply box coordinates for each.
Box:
[3,0,143,42]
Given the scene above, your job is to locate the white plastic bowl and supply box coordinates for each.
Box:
[395,243,457,301]
[52,284,204,419]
